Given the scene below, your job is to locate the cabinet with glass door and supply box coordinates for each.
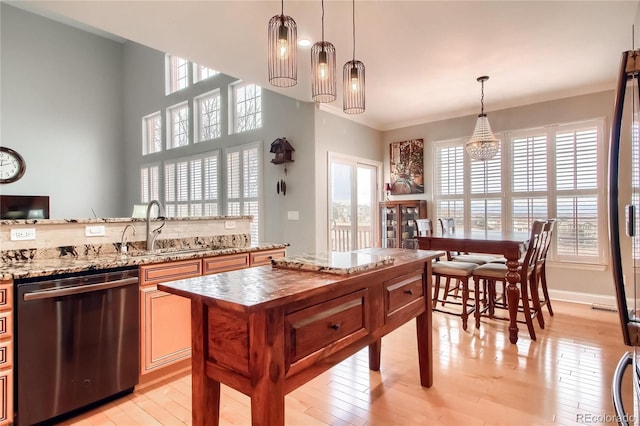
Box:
[378,200,427,249]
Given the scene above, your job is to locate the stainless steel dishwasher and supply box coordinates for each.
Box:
[15,266,139,425]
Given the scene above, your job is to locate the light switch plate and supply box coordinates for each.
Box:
[288,211,299,220]
[85,225,106,237]
[10,228,36,241]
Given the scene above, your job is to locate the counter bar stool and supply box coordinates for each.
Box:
[532,219,556,327]
[471,220,548,339]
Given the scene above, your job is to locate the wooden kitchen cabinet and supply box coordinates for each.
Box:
[0,280,12,426]
[378,200,427,249]
[139,259,202,375]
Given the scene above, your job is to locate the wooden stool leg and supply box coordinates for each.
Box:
[530,273,545,329]
[541,264,554,316]
[519,279,537,341]
[474,276,481,329]
[432,274,441,309]
[461,278,469,331]
[442,277,452,306]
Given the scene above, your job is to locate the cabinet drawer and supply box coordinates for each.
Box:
[250,249,286,267]
[203,253,249,275]
[385,271,424,319]
[0,340,12,371]
[0,368,12,425]
[0,312,12,342]
[140,259,202,285]
[0,283,11,312]
[286,290,368,364]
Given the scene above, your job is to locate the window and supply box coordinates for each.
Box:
[167,102,189,149]
[166,54,189,94]
[195,90,221,142]
[194,64,218,83]
[433,118,605,264]
[233,83,262,133]
[140,164,159,203]
[226,142,261,244]
[164,152,219,217]
[142,112,162,155]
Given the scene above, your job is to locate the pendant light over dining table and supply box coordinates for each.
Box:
[311,0,336,103]
[343,0,365,114]
[466,76,500,161]
[268,0,297,87]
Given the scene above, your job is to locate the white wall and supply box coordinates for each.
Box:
[1,4,125,218]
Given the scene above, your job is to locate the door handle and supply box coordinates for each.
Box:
[23,276,139,301]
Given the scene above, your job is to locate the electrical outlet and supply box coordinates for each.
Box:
[85,225,106,237]
[287,211,299,220]
[225,220,236,229]
[10,228,36,241]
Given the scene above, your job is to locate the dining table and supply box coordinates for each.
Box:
[417,230,528,344]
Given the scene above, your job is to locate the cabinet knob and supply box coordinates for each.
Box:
[330,323,340,331]
[404,289,414,296]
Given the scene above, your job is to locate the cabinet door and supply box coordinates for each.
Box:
[140,287,192,374]
[203,253,249,275]
[0,368,12,426]
[380,204,400,248]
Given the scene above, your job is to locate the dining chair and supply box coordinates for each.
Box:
[531,219,556,327]
[470,220,548,339]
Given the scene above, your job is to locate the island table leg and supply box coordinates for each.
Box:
[191,301,220,426]
[417,261,433,387]
[249,309,285,426]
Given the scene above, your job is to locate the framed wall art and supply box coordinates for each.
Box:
[389,138,424,194]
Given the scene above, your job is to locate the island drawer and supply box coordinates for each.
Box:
[203,253,250,275]
[250,249,286,266]
[140,259,202,285]
[384,271,424,320]
[285,289,368,364]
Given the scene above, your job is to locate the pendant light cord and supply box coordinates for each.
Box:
[352,0,356,61]
[480,80,485,115]
[280,0,283,16]
[321,0,325,43]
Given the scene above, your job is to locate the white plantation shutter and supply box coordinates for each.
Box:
[436,145,464,195]
[470,152,501,194]
[470,150,501,231]
[140,165,159,203]
[203,154,219,216]
[226,143,261,243]
[511,133,548,231]
[554,125,600,261]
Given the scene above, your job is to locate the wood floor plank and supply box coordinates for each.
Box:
[56,300,632,425]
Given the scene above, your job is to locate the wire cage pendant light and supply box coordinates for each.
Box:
[466,76,500,161]
[343,0,365,114]
[311,0,336,103]
[268,0,297,88]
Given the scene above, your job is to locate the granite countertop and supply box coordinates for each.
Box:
[0,215,253,226]
[1,243,288,280]
[271,251,395,274]
[158,248,444,312]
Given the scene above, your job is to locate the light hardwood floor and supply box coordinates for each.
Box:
[59,300,633,425]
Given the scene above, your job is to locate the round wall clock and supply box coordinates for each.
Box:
[0,147,26,184]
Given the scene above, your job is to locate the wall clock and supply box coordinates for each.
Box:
[0,147,26,184]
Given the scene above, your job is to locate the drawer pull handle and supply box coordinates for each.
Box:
[330,323,340,331]
[404,289,414,295]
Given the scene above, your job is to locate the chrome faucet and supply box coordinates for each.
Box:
[146,200,166,251]
[120,224,136,255]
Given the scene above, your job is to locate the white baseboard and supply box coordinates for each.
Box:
[548,289,619,310]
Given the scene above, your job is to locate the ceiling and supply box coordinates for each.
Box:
[11,0,639,131]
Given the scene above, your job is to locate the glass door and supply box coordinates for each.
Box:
[329,155,380,252]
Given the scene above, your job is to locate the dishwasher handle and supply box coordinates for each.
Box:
[23,276,139,301]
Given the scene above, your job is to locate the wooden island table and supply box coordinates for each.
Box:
[158,248,443,426]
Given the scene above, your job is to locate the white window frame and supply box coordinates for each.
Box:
[142,111,162,155]
[230,82,262,134]
[165,54,190,95]
[166,101,190,150]
[432,118,607,265]
[193,64,219,83]
[194,89,222,142]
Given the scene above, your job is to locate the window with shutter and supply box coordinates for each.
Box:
[226,143,261,244]
[140,165,159,204]
[432,118,604,264]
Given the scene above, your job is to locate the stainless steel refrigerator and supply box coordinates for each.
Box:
[610,48,640,426]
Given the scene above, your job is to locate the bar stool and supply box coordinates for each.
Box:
[471,220,549,339]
